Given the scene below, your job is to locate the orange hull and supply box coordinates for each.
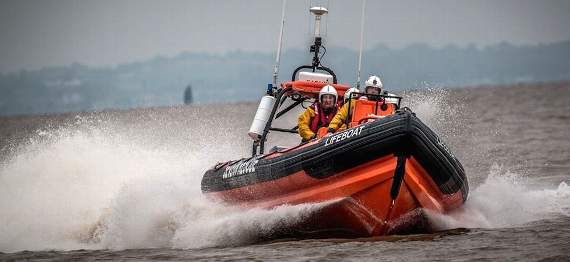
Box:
[207,156,464,237]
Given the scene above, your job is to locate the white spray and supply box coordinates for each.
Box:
[0,112,324,253]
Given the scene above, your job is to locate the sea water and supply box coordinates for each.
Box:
[0,83,568,260]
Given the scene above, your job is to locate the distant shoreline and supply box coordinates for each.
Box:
[1,81,567,119]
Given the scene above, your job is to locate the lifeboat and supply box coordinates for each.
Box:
[200,5,468,238]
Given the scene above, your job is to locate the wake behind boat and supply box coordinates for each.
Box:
[201,5,468,238]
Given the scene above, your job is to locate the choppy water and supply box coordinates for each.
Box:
[0,82,569,261]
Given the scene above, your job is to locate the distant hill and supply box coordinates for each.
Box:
[1,41,569,116]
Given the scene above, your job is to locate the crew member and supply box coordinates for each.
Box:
[327,75,383,133]
[298,85,339,142]
[343,87,360,105]
[361,75,383,100]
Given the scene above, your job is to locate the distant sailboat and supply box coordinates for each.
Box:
[184,85,193,104]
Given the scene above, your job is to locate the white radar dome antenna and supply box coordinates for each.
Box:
[307,6,329,70]
[309,6,328,37]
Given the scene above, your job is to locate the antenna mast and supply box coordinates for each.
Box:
[309,6,328,70]
[356,0,366,89]
[272,0,287,88]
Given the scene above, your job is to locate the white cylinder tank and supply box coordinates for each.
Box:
[248,95,276,141]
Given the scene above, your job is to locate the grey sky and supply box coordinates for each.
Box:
[1,0,569,73]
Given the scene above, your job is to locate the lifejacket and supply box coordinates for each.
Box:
[310,103,338,133]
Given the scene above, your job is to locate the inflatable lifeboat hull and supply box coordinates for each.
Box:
[201,110,468,237]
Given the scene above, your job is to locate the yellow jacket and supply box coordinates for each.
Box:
[298,107,317,141]
[328,100,355,132]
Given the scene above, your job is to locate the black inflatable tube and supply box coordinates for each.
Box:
[201,111,468,202]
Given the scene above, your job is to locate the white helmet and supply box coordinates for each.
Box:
[319,85,338,104]
[365,75,383,93]
[344,87,359,102]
